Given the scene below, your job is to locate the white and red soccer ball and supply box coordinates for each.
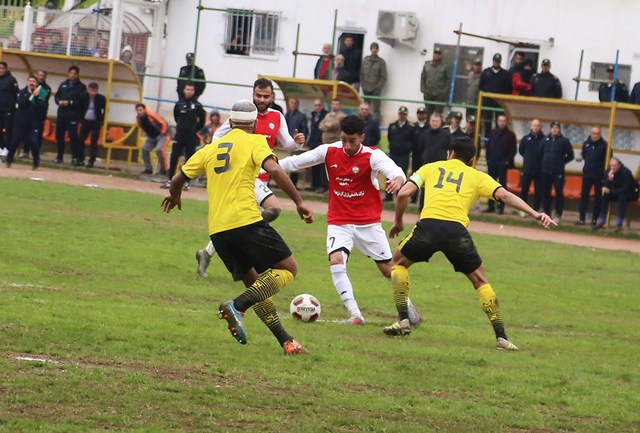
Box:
[290,294,321,322]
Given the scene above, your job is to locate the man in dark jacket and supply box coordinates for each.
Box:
[385,106,413,201]
[479,53,511,137]
[410,107,429,203]
[308,98,328,192]
[78,82,106,167]
[54,65,88,164]
[575,127,608,225]
[629,81,640,105]
[339,35,362,90]
[593,157,639,231]
[284,96,309,187]
[541,121,574,222]
[518,119,545,212]
[163,82,205,188]
[531,59,563,99]
[0,62,19,157]
[27,70,53,158]
[359,102,380,147]
[598,65,629,103]
[483,114,517,214]
[177,53,206,98]
[6,76,48,170]
[415,113,452,207]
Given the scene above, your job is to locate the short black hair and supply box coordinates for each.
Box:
[449,137,476,164]
[332,98,341,103]
[253,78,274,92]
[183,81,195,89]
[88,82,99,89]
[340,114,364,135]
[370,42,379,50]
[0,61,7,68]
[135,103,146,109]
[68,65,80,74]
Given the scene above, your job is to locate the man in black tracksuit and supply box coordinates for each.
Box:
[575,127,608,225]
[594,157,639,231]
[177,53,206,98]
[24,70,53,158]
[164,82,205,188]
[386,106,414,201]
[54,65,88,164]
[479,53,512,136]
[0,62,19,155]
[6,76,48,170]
[416,113,452,208]
[518,119,545,211]
[484,114,517,214]
[541,122,574,221]
[78,82,106,168]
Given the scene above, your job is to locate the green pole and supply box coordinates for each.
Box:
[330,9,338,73]
[293,23,300,77]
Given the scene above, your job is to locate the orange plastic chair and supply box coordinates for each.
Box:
[42,119,56,142]
[106,127,125,143]
[564,175,583,199]
[506,169,521,194]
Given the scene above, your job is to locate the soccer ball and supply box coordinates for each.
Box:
[290,294,321,322]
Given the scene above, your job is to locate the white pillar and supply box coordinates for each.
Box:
[108,0,124,60]
[20,2,34,52]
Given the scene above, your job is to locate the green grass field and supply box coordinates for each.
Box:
[1,177,639,432]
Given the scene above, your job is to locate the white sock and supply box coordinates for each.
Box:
[205,240,216,257]
[330,264,361,317]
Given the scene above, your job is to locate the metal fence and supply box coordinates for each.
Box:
[0,4,150,77]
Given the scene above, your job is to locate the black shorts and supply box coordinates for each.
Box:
[211,220,292,281]
[398,218,482,274]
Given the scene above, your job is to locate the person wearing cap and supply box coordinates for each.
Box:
[464,115,479,157]
[162,99,314,355]
[445,111,465,138]
[177,53,206,98]
[540,121,574,222]
[479,53,512,137]
[466,58,482,119]
[416,113,453,208]
[386,106,414,201]
[420,47,450,117]
[598,65,629,103]
[512,58,534,96]
[518,119,545,213]
[532,59,562,99]
[483,114,517,214]
[360,42,387,121]
[359,102,380,147]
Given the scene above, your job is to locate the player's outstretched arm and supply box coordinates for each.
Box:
[494,187,557,229]
[161,171,187,213]
[390,181,418,238]
[264,157,314,224]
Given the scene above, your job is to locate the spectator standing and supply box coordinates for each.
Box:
[339,35,362,90]
[0,61,19,159]
[308,98,328,193]
[483,114,517,214]
[420,48,450,116]
[598,65,629,102]
[120,46,138,72]
[360,42,387,120]
[629,80,640,105]
[410,107,430,204]
[25,70,52,159]
[198,110,221,145]
[541,122,574,222]
[518,119,545,213]
[531,59,563,99]
[78,82,106,168]
[54,65,88,164]
[593,157,639,231]
[445,111,465,138]
[419,113,452,167]
[385,106,413,201]
[575,127,608,226]
[135,103,169,175]
[5,76,48,170]
[508,51,525,75]
[7,35,21,49]
[163,83,205,188]
[314,43,333,80]
[331,54,351,82]
[466,58,482,119]
[177,53,206,98]
[512,58,534,96]
[359,102,380,147]
[284,97,310,188]
[479,53,512,136]
[319,99,346,144]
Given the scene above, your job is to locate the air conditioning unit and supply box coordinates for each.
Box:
[376,11,419,47]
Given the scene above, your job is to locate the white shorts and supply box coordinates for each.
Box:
[254,179,274,206]
[327,223,392,262]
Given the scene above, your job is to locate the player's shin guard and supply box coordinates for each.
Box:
[391,265,410,321]
[205,240,216,257]
[234,268,294,311]
[253,297,292,346]
[476,283,507,340]
[330,264,361,316]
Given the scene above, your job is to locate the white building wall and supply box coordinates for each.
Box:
[155,0,640,123]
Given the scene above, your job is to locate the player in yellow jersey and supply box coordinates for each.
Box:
[162,100,314,355]
[384,137,556,350]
